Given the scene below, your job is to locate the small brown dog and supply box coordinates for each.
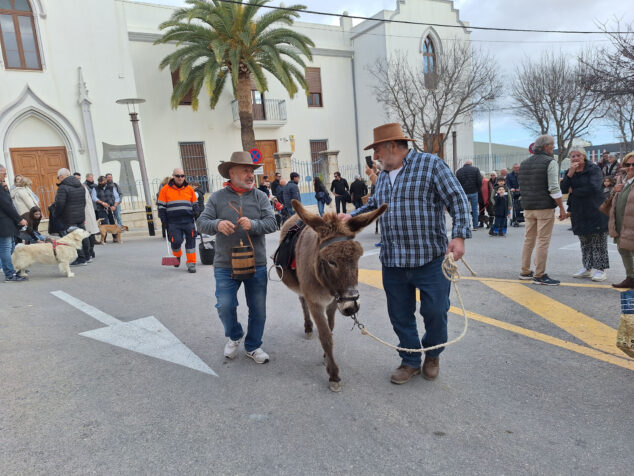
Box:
[97,219,129,244]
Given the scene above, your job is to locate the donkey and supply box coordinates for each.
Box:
[277,199,387,392]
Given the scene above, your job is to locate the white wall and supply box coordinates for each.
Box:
[8,116,65,148]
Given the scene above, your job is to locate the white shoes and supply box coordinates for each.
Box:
[572,268,607,281]
[245,348,270,364]
[224,338,241,359]
[572,268,592,278]
[224,339,269,364]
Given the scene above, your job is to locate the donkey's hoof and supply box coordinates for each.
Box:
[328,381,342,392]
[304,331,313,340]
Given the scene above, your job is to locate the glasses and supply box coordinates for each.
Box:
[173,174,185,178]
[623,163,634,168]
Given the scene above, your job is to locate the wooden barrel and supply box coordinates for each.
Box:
[231,242,256,279]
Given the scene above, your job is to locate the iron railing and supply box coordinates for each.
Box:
[231,99,287,122]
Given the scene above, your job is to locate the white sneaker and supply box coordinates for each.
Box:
[572,268,592,278]
[591,270,607,282]
[224,339,241,359]
[245,348,269,364]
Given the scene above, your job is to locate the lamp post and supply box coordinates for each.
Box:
[116,98,155,236]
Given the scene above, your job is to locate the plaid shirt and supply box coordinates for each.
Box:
[351,149,472,268]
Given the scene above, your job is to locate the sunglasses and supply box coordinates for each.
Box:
[623,164,634,168]
[174,174,186,178]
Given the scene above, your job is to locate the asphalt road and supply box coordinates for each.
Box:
[1,218,632,475]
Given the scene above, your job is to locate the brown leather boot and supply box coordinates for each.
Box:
[390,365,421,384]
[422,356,440,381]
[612,277,634,288]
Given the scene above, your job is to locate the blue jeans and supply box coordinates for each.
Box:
[214,266,268,352]
[317,200,325,216]
[466,192,479,229]
[114,203,123,227]
[0,236,17,278]
[382,256,450,367]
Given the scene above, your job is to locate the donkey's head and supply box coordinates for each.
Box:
[292,199,387,316]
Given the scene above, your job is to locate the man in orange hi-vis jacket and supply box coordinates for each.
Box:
[157,168,199,273]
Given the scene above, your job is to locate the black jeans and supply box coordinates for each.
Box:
[61,224,90,263]
[353,198,363,209]
[335,196,347,214]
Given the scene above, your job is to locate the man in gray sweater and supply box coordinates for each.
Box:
[197,151,277,364]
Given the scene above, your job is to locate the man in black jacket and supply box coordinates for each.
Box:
[456,161,482,230]
[54,168,89,265]
[270,172,282,198]
[330,171,350,213]
[349,174,368,209]
[0,164,27,281]
[282,172,301,218]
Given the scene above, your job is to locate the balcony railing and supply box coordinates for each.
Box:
[231,99,287,126]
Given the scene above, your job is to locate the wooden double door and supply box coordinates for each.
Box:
[255,140,277,182]
[10,146,70,217]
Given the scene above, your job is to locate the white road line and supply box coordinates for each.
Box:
[362,249,380,258]
[51,290,121,326]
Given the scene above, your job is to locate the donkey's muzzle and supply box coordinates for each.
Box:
[336,290,360,316]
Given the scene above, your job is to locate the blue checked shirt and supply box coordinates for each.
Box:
[351,149,472,268]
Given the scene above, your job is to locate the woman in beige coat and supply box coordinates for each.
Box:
[608,152,634,288]
[10,176,39,215]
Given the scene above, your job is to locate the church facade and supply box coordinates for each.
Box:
[0,0,473,207]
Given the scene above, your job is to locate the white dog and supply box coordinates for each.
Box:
[12,228,90,278]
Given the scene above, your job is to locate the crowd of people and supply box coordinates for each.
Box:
[453,138,633,287]
[0,165,126,282]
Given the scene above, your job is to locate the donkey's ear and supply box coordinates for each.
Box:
[292,199,325,229]
[346,204,388,233]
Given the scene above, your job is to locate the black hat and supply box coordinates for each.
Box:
[290,172,300,180]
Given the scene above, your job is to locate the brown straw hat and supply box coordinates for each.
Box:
[364,123,415,150]
[218,151,261,179]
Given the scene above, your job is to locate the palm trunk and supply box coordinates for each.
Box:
[237,73,256,151]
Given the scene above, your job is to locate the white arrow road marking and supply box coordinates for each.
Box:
[51,291,217,376]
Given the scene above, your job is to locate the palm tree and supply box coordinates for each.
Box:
[155,0,314,151]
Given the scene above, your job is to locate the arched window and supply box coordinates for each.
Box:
[0,0,41,70]
[422,36,437,89]
[423,36,436,74]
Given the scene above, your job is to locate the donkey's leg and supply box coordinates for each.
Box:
[326,300,337,332]
[308,302,341,392]
[299,296,313,339]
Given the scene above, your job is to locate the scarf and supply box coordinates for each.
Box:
[224,181,254,194]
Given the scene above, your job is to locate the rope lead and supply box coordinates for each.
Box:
[350,253,474,354]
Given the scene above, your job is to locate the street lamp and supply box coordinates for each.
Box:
[116,98,155,236]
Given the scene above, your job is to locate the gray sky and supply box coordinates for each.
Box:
[134,0,633,149]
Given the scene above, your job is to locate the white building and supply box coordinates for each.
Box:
[0,0,473,213]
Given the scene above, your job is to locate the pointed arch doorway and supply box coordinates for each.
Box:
[10,146,69,217]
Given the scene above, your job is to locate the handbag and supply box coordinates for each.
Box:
[324,193,332,205]
[598,195,613,216]
[198,234,215,265]
[618,290,634,357]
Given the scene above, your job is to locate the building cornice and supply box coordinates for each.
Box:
[128,32,353,58]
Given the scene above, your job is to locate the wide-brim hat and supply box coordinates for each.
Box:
[364,123,415,150]
[218,151,261,179]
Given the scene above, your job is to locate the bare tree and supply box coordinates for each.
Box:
[369,42,501,158]
[580,20,634,98]
[606,96,634,153]
[511,51,607,169]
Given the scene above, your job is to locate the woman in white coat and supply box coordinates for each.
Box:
[10,176,39,215]
[83,182,100,259]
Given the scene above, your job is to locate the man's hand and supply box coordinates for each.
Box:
[614,183,624,193]
[339,213,352,222]
[447,237,465,261]
[237,217,251,231]
[559,209,567,221]
[110,205,116,212]
[218,220,236,236]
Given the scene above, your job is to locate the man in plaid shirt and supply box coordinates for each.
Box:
[342,123,471,385]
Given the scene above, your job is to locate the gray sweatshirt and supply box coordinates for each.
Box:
[197,186,277,268]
